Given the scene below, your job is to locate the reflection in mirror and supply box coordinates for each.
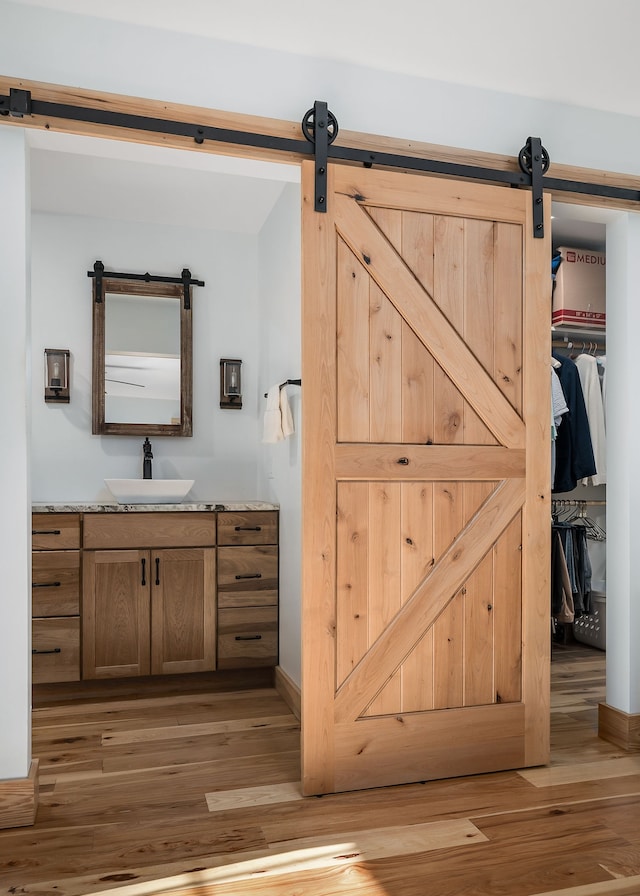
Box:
[91,265,200,437]
[105,293,181,426]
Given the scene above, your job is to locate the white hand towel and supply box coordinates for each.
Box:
[263,385,284,443]
[279,385,295,438]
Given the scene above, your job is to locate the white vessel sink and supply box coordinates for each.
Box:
[105,479,195,504]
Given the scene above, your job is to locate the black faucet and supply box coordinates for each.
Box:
[143,438,153,480]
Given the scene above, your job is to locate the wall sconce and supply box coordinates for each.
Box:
[220,358,242,409]
[44,348,70,403]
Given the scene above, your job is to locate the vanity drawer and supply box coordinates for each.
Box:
[32,551,80,617]
[32,513,80,550]
[217,511,278,546]
[83,512,216,549]
[217,607,278,668]
[32,617,80,683]
[217,545,278,606]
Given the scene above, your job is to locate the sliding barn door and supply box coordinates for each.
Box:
[301,161,551,795]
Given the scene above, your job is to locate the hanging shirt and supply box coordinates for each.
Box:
[552,351,597,493]
[575,353,606,486]
[551,366,569,485]
[598,355,607,425]
[552,366,568,436]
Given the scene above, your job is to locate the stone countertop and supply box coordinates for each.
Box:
[32,501,279,513]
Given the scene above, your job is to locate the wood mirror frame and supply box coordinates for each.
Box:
[92,275,193,437]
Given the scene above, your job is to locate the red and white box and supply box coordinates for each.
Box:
[552,246,606,328]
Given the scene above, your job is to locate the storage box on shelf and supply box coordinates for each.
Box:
[216,511,279,669]
[552,246,606,329]
[31,513,81,683]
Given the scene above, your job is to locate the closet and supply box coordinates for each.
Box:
[550,209,607,651]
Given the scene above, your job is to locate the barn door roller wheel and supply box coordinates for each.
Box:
[518,136,550,238]
[518,139,550,177]
[302,101,339,212]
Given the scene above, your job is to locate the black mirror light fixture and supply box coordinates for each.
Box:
[220,358,242,409]
[44,348,70,403]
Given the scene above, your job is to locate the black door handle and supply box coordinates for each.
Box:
[32,647,61,655]
[235,573,262,580]
[235,635,262,641]
[155,557,160,586]
[141,558,146,586]
[33,582,61,588]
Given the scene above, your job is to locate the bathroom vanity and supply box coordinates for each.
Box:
[31,503,278,684]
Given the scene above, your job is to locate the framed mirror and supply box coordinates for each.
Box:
[91,265,196,436]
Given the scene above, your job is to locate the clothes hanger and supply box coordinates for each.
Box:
[567,502,607,541]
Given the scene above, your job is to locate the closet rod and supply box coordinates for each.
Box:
[552,499,606,506]
[552,339,605,351]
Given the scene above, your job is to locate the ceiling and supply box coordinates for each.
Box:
[19,0,637,233]
[28,131,298,234]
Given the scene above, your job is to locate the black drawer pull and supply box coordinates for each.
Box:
[234,526,262,531]
[33,582,61,588]
[235,573,262,580]
[32,647,62,655]
[32,529,61,535]
[235,635,262,641]
[397,457,410,465]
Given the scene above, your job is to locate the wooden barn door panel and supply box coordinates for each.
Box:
[302,163,550,795]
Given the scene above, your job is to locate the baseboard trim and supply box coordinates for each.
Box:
[275,665,301,721]
[0,758,39,829]
[599,703,640,751]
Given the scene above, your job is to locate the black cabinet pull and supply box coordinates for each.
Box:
[397,457,410,465]
[32,529,61,535]
[155,557,160,586]
[235,635,262,641]
[234,526,262,531]
[33,582,61,588]
[235,573,262,580]
[141,558,146,586]
[32,647,61,655]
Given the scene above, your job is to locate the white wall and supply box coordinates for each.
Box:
[31,212,262,502]
[0,127,32,779]
[257,184,302,685]
[605,212,640,713]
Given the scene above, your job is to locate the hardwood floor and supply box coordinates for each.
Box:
[4,644,640,896]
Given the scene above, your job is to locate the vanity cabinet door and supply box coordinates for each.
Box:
[217,545,278,608]
[32,618,80,685]
[32,513,80,550]
[83,550,151,679]
[217,511,278,546]
[151,548,216,675]
[218,606,278,668]
[32,550,80,617]
[83,546,216,679]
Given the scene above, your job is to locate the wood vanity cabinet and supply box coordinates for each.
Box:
[31,513,81,683]
[216,511,279,668]
[82,513,216,679]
